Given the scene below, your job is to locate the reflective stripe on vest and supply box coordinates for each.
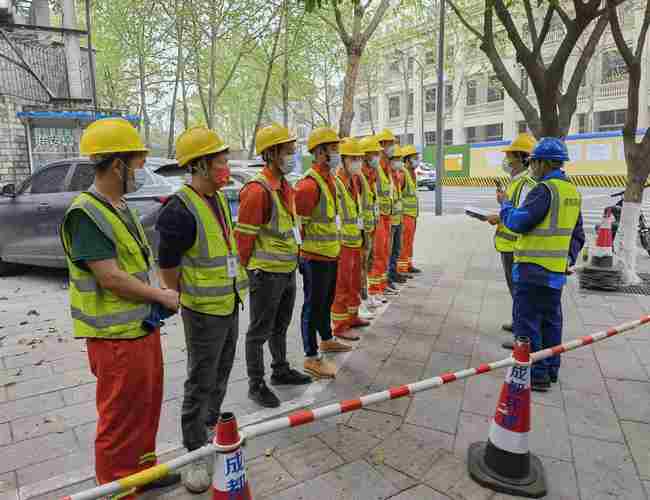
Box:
[61,193,152,340]
[402,169,418,218]
[176,186,249,315]
[514,178,581,273]
[358,171,377,231]
[376,162,393,216]
[335,173,363,248]
[494,175,535,253]
[242,174,298,273]
[301,169,341,258]
[391,173,403,226]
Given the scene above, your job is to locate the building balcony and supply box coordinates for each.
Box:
[464,100,504,117]
[597,81,628,99]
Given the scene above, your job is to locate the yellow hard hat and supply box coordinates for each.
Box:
[339,137,364,157]
[375,128,396,144]
[175,127,229,167]
[401,145,418,158]
[359,136,383,153]
[256,122,296,156]
[502,133,536,155]
[390,145,403,158]
[80,118,148,156]
[307,126,340,152]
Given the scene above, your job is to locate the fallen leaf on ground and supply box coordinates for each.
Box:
[265,448,274,457]
[19,321,28,326]
[34,359,45,366]
[43,415,66,433]
[27,310,40,316]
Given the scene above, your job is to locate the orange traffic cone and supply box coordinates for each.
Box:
[467,337,547,498]
[211,413,252,500]
[593,208,614,268]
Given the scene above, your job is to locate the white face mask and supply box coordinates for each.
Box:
[279,154,296,174]
[349,160,362,174]
[391,159,403,170]
[327,153,341,170]
[368,156,380,169]
[385,145,395,157]
[502,158,513,176]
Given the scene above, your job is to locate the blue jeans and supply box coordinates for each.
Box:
[512,282,562,380]
[388,224,402,282]
[299,258,336,357]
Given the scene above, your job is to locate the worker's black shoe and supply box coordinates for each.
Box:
[501,323,513,332]
[140,472,182,491]
[271,367,312,386]
[531,374,552,392]
[249,380,281,408]
[409,266,422,274]
[550,373,559,384]
[393,275,408,284]
[501,340,514,350]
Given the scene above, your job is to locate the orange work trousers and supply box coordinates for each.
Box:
[368,215,391,295]
[398,215,417,273]
[331,246,362,332]
[87,329,163,497]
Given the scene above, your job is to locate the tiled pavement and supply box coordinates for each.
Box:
[2,214,650,499]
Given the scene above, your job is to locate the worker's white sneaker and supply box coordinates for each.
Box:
[183,459,211,493]
[359,303,376,320]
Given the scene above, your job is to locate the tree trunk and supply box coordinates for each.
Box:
[338,46,362,136]
[137,52,151,147]
[181,57,189,128]
[281,0,289,127]
[366,74,375,134]
[207,21,217,129]
[402,62,409,140]
[248,13,283,158]
[167,40,183,157]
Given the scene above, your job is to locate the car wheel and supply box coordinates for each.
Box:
[0,258,22,277]
[428,185,435,191]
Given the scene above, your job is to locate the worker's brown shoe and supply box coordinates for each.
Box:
[304,358,337,379]
[320,339,353,353]
[334,329,360,341]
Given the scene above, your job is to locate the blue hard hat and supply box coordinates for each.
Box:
[530,137,569,162]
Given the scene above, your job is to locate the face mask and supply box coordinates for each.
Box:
[369,156,380,169]
[502,158,513,176]
[212,163,230,188]
[327,153,341,170]
[349,160,362,174]
[410,159,420,169]
[385,145,395,157]
[279,154,296,175]
[391,159,403,170]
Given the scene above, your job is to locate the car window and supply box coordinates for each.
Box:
[31,164,71,194]
[68,163,96,192]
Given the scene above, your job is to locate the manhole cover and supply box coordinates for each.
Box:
[619,273,650,295]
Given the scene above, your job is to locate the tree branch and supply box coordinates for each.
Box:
[332,1,351,46]
[555,4,572,29]
[360,0,390,47]
[522,0,538,46]
[533,7,556,58]
[447,0,484,40]
[607,0,635,67]
[493,0,533,63]
[635,0,650,60]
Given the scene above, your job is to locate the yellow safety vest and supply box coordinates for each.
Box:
[358,170,378,232]
[61,193,152,340]
[495,175,536,253]
[376,163,393,217]
[235,174,298,273]
[514,178,581,273]
[391,172,403,226]
[176,185,249,316]
[300,168,341,259]
[335,173,363,249]
[402,169,418,218]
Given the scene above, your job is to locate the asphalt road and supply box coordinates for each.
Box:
[418,186,648,232]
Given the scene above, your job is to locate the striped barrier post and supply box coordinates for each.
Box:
[62,315,650,500]
[440,175,627,188]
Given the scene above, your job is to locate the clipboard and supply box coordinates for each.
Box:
[464,206,496,221]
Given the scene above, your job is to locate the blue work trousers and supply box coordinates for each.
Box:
[512,283,563,380]
[299,258,337,357]
[388,224,402,282]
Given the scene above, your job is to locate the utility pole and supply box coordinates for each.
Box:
[62,0,82,99]
[434,0,445,216]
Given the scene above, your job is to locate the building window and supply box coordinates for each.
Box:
[444,129,453,145]
[389,60,400,76]
[425,86,437,113]
[602,50,628,84]
[407,92,414,116]
[425,131,436,145]
[597,109,626,132]
[520,67,529,95]
[425,50,434,65]
[466,80,478,106]
[485,123,503,141]
[518,121,528,133]
[445,84,453,110]
[407,57,414,75]
[388,95,401,119]
[465,126,478,144]
[359,97,376,123]
[487,75,504,102]
[577,113,588,133]
[402,133,414,144]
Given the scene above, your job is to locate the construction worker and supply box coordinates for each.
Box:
[156,127,249,492]
[358,136,382,311]
[60,118,181,494]
[331,138,370,340]
[498,137,585,391]
[235,123,312,409]
[295,126,352,380]
[368,129,397,299]
[387,145,408,289]
[486,133,537,349]
[397,145,422,275]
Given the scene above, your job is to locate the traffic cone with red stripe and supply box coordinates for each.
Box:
[467,337,547,498]
[211,412,252,500]
[593,208,614,268]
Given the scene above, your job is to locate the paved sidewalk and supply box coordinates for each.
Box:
[2,215,650,499]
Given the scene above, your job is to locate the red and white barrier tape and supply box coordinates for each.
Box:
[63,314,650,500]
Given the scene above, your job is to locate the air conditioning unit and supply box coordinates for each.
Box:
[0,0,15,25]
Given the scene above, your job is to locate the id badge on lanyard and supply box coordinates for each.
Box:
[357,217,364,229]
[292,226,303,245]
[335,215,342,231]
[226,255,238,278]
